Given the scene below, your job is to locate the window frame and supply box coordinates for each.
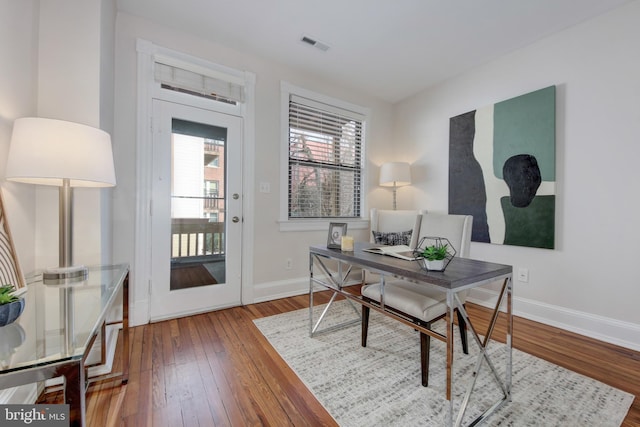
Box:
[279,82,370,231]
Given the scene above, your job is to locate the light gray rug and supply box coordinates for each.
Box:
[253,300,634,426]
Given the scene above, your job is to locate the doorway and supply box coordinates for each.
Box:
[149,99,243,320]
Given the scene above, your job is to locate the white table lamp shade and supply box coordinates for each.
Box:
[5,117,116,279]
[6,117,116,187]
[379,162,411,187]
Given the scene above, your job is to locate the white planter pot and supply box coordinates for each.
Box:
[424,259,445,271]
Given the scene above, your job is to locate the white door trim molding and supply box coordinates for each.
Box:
[134,39,255,325]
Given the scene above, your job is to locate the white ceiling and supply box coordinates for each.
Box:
[116,0,631,103]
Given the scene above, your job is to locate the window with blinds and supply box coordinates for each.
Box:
[288,94,364,219]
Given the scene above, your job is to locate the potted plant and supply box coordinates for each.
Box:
[0,284,25,327]
[413,236,457,272]
[421,244,449,271]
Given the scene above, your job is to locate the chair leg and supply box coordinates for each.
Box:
[456,307,469,354]
[420,327,430,387]
[361,305,370,347]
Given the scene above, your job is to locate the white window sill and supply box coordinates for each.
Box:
[278,218,369,232]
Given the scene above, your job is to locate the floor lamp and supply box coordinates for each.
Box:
[379,162,411,210]
[5,117,116,282]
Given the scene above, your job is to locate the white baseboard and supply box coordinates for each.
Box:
[253,277,309,303]
[468,287,640,352]
[130,298,149,327]
[44,323,122,388]
[252,272,363,303]
[87,324,120,377]
[0,384,38,404]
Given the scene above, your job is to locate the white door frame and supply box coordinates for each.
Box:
[134,39,256,325]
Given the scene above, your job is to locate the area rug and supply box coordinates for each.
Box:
[253,301,633,426]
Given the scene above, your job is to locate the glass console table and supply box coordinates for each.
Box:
[0,264,130,427]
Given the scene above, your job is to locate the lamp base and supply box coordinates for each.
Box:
[43,265,88,285]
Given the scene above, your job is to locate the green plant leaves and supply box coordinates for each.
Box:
[421,244,448,261]
[0,285,19,305]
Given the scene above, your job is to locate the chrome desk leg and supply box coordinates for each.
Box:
[506,276,513,401]
[309,252,315,337]
[311,292,340,336]
[446,291,455,426]
[454,277,512,426]
[309,253,360,337]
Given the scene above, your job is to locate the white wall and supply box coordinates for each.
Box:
[113,13,394,324]
[0,0,39,405]
[0,0,38,274]
[394,1,640,350]
[34,0,115,269]
[0,0,116,272]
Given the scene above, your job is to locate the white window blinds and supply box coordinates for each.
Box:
[288,94,363,218]
[154,61,245,104]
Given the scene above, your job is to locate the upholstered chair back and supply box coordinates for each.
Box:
[369,208,425,249]
[416,213,473,258]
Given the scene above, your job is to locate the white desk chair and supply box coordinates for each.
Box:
[361,212,473,386]
[369,208,424,247]
[363,209,424,285]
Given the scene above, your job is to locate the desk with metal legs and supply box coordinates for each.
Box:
[309,243,513,427]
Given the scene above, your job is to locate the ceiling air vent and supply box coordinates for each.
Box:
[300,35,330,52]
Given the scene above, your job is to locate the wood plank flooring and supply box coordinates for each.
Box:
[170,264,217,290]
[38,288,640,426]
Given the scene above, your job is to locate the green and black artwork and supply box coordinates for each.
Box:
[449,86,556,249]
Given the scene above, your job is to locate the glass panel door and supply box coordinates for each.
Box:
[150,100,242,321]
[170,119,226,291]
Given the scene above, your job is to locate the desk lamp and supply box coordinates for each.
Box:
[6,118,116,282]
[379,162,411,210]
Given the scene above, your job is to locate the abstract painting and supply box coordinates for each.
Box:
[449,86,556,249]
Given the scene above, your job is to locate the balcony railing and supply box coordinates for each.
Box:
[204,141,221,153]
[171,218,225,259]
[173,195,224,211]
[203,196,223,210]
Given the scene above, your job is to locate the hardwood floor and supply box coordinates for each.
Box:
[170,263,217,290]
[38,288,640,426]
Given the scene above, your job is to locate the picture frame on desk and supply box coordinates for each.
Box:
[327,223,347,249]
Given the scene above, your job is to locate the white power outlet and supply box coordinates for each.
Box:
[259,182,271,193]
[517,268,529,282]
[285,258,293,270]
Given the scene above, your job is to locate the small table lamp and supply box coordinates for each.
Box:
[379,162,411,210]
[5,117,116,282]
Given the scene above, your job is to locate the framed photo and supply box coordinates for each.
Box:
[327,223,347,249]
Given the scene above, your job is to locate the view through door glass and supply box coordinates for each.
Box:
[170,119,226,290]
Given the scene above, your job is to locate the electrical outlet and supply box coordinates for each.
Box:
[517,268,529,283]
[259,182,271,193]
[285,258,293,270]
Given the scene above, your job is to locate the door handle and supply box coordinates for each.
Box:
[232,216,240,223]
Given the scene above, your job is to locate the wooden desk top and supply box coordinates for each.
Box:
[310,242,512,291]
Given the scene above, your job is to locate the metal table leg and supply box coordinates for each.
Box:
[309,253,361,337]
[453,277,513,426]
